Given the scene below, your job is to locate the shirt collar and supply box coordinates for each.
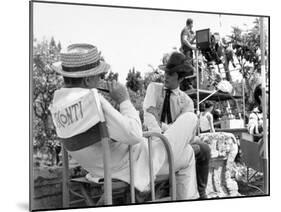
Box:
[164,86,181,96]
[172,87,180,95]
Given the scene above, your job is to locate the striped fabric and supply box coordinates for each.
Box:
[51,43,110,78]
[61,44,100,67]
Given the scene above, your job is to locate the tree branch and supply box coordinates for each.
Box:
[33,104,43,119]
[40,102,48,119]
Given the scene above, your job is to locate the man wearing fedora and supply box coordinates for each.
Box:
[49,43,199,202]
[143,52,211,199]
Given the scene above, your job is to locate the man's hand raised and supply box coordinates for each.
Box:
[107,80,129,104]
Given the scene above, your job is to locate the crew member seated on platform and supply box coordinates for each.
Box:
[49,43,199,201]
[143,52,211,199]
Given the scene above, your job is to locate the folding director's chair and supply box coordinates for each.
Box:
[57,90,176,207]
[240,132,266,193]
[61,131,176,206]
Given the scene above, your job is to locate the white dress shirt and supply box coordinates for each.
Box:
[143,82,194,133]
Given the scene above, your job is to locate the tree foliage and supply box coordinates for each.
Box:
[143,67,164,90]
[229,18,266,109]
[230,19,263,75]
[126,67,143,93]
[128,88,145,124]
[33,38,63,159]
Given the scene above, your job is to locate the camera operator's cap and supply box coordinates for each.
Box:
[51,43,110,78]
[158,52,195,78]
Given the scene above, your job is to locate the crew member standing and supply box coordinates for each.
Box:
[180,18,197,62]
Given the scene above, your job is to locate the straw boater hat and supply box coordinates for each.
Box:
[158,51,195,79]
[52,43,110,78]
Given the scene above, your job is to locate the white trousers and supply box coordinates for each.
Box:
[157,112,199,200]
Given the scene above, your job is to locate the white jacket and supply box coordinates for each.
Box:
[143,82,194,133]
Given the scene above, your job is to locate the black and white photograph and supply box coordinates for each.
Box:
[29,0,269,211]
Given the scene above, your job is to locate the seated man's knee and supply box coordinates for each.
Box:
[178,112,198,127]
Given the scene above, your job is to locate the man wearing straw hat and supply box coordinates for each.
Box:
[49,43,199,201]
[143,51,211,199]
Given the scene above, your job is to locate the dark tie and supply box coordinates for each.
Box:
[160,89,172,124]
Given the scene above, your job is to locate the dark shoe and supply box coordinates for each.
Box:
[199,193,208,199]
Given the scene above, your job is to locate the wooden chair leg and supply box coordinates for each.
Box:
[62,148,70,208]
[96,194,105,206]
[79,184,95,206]
[129,145,135,203]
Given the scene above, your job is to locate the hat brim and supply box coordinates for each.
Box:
[184,74,196,79]
[158,64,195,78]
[51,61,110,78]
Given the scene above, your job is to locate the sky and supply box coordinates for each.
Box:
[33,2,265,83]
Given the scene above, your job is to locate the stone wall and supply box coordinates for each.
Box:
[32,167,63,210]
[32,165,88,210]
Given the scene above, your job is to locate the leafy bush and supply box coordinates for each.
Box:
[128,88,145,123]
[126,67,143,92]
[33,38,63,166]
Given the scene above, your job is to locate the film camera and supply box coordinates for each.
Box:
[196,29,224,65]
